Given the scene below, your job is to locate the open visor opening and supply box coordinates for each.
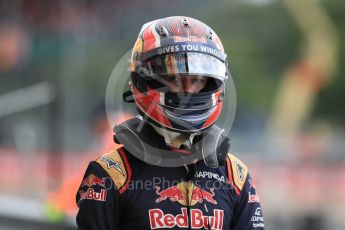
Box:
[144,52,227,82]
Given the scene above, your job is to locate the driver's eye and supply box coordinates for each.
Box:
[192,78,203,84]
[167,76,180,84]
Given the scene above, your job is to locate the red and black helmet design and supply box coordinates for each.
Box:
[128,16,228,133]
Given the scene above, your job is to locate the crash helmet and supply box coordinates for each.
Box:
[129,16,228,134]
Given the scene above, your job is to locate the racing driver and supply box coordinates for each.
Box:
[76,16,265,230]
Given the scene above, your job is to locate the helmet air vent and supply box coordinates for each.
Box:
[182,17,191,28]
[208,29,213,40]
[159,26,169,38]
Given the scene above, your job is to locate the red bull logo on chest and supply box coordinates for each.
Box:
[155,181,217,206]
[151,181,223,229]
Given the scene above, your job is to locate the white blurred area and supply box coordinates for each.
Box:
[0,0,344,229]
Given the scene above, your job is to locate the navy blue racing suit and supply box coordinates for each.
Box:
[76,130,264,229]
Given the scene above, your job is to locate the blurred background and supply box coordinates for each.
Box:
[0,0,344,229]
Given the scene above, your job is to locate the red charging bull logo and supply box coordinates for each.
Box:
[191,187,217,205]
[155,181,217,206]
[155,186,184,203]
[81,174,106,188]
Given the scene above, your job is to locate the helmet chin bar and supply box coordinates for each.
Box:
[113,117,230,168]
[137,108,206,135]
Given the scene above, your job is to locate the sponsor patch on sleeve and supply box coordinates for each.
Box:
[78,174,109,202]
[227,154,248,193]
[96,148,131,193]
[251,207,265,228]
[79,188,108,202]
[248,179,260,203]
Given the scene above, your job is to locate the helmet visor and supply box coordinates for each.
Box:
[144,52,227,82]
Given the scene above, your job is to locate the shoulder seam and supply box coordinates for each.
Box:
[117,148,132,193]
[226,156,240,196]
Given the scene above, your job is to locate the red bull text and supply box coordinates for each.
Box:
[79,188,107,201]
[149,208,224,229]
